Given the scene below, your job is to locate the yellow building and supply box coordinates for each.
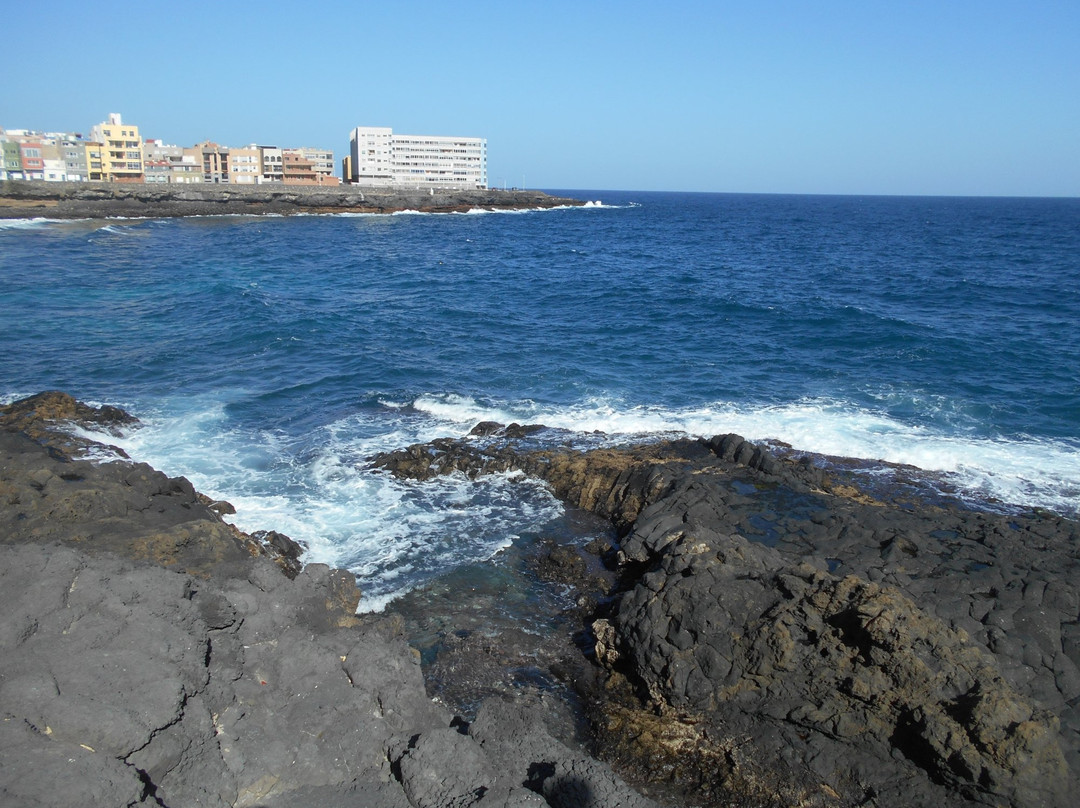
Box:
[90,113,144,182]
[85,142,105,181]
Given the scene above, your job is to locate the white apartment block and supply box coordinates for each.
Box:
[349,126,487,189]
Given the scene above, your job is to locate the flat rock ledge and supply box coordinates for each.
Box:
[0,180,584,219]
[0,393,655,808]
[370,426,1080,808]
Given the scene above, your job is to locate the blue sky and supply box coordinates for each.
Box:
[4,1,1078,196]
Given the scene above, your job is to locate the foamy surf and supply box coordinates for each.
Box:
[58,387,1080,616]
[71,398,566,610]
[407,393,1080,517]
[0,217,67,230]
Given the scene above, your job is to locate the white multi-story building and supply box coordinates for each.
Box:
[348,126,487,189]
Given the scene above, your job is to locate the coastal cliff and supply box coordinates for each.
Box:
[0,180,584,219]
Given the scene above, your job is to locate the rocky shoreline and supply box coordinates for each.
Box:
[371,424,1079,807]
[0,180,584,219]
[0,393,653,808]
[3,393,1077,807]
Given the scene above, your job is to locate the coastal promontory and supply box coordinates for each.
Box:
[0,180,584,219]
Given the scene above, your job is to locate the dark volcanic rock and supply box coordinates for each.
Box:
[0,179,585,219]
[0,393,656,808]
[371,428,1080,807]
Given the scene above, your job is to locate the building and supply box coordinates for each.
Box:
[142,140,203,184]
[41,142,66,181]
[259,146,283,183]
[90,113,144,182]
[1,138,24,180]
[198,142,229,183]
[85,142,105,181]
[229,145,261,184]
[2,118,339,186]
[280,147,338,185]
[2,130,95,181]
[300,147,335,178]
[348,126,487,189]
[60,138,89,181]
[17,141,45,181]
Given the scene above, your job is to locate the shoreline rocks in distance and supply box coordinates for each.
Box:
[0,393,658,808]
[0,179,585,219]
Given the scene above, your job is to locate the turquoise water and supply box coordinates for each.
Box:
[2,191,1078,605]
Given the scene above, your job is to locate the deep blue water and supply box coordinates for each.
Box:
[2,191,1078,606]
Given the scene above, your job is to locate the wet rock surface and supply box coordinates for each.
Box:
[370,426,1080,807]
[0,394,656,808]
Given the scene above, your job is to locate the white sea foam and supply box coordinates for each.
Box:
[0,217,67,230]
[79,397,564,611]
[65,390,1079,614]
[407,393,1080,516]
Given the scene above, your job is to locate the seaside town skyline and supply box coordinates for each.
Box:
[1,115,491,190]
[0,113,342,186]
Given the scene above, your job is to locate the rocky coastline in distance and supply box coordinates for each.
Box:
[0,180,585,219]
[3,392,1078,808]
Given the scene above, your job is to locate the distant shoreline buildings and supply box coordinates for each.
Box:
[347,127,487,190]
[1,113,339,187]
[1,115,490,190]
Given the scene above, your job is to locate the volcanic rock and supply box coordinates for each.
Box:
[0,394,657,808]
[371,428,1080,807]
[0,180,585,219]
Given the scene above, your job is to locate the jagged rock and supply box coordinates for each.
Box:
[0,396,308,580]
[0,389,138,457]
[1,394,658,808]
[251,529,306,579]
[372,428,1080,807]
[467,700,658,808]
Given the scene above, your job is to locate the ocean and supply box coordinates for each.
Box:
[2,191,1078,609]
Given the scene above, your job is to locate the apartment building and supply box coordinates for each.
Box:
[229,145,261,184]
[1,139,22,179]
[90,113,144,182]
[143,140,203,184]
[348,126,487,189]
[301,147,334,177]
[279,147,339,185]
[41,142,66,181]
[0,131,47,180]
[2,130,94,181]
[60,138,89,181]
[3,116,338,185]
[17,141,45,180]
[198,142,230,183]
[259,146,283,182]
[85,142,105,181]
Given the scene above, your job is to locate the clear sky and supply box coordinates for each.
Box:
[4,1,1078,196]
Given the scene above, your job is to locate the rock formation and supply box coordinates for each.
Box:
[371,426,1080,807]
[0,180,584,219]
[0,393,655,808]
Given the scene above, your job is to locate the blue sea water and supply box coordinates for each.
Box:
[2,191,1079,607]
